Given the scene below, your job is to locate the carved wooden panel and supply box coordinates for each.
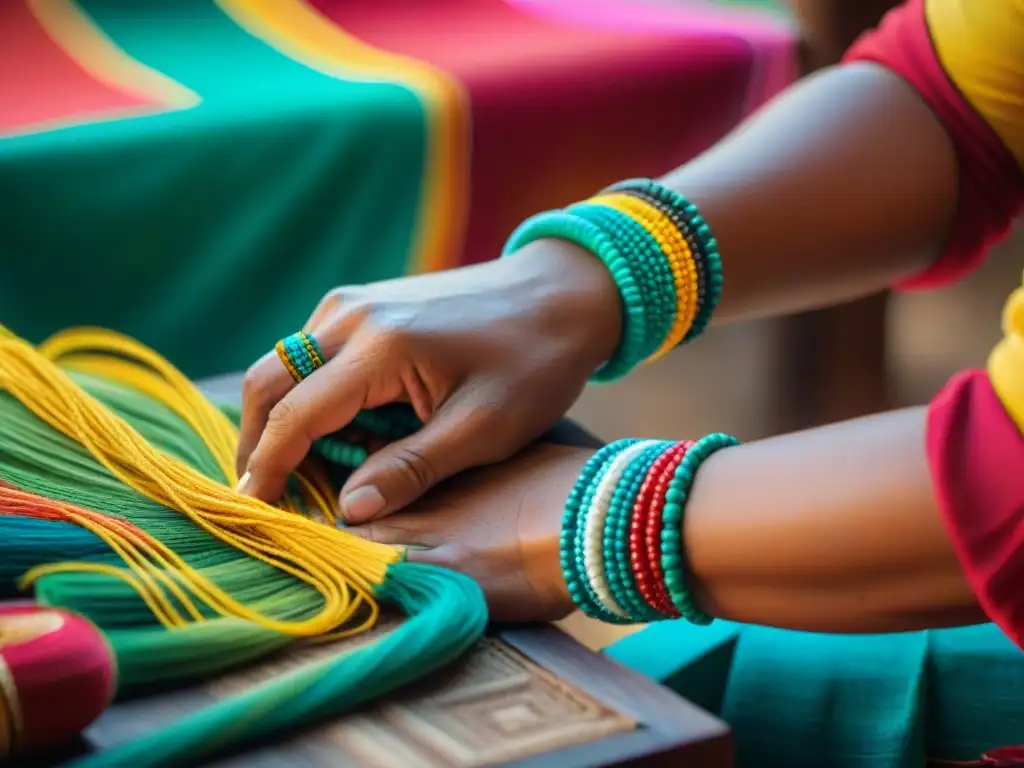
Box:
[207,626,635,767]
[74,623,635,767]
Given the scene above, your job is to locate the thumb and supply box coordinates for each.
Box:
[339,399,499,523]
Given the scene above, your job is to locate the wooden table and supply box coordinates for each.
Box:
[35,624,730,767]
[20,376,732,767]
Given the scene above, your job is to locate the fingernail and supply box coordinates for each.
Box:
[341,486,386,523]
[235,471,251,494]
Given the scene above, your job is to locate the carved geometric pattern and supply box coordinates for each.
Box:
[208,620,635,767]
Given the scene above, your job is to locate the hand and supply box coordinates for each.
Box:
[236,240,620,523]
[347,442,592,622]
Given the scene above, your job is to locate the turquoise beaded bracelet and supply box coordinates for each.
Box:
[561,441,641,623]
[568,203,678,364]
[560,433,740,625]
[660,432,739,624]
[503,179,722,381]
[503,211,647,381]
[607,179,723,342]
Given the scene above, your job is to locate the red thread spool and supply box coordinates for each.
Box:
[0,603,116,759]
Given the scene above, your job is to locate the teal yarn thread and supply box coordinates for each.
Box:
[502,210,647,381]
[73,563,486,768]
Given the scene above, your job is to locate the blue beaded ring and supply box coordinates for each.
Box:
[275,331,325,383]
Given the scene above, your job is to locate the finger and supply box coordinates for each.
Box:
[238,290,358,477]
[339,396,504,524]
[236,350,298,478]
[239,346,376,502]
[344,516,444,550]
[402,546,447,566]
[302,288,346,334]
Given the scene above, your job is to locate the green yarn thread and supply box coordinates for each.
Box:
[0,371,488,766]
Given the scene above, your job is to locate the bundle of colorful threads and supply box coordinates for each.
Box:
[560,434,740,625]
[0,326,487,766]
[503,178,723,381]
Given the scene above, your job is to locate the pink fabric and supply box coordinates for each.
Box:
[502,0,798,116]
[927,370,1024,650]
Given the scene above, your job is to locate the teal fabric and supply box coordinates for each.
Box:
[0,0,425,380]
[607,620,1024,766]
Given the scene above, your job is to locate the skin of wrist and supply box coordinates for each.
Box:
[517,444,594,618]
[501,239,623,371]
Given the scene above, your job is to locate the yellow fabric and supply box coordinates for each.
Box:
[925,0,1024,169]
[988,272,1024,434]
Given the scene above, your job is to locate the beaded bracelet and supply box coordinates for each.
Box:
[567,203,676,365]
[606,179,723,343]
[503,178,721,381]
[503,212,647,382]
[310,405,422,471]
[560,433,740,624]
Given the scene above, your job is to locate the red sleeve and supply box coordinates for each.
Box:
[843,0,1024,291]
[927,369,1024,648]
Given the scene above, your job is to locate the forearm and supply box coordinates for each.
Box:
[684,407,983,633]
[660,63,958,323]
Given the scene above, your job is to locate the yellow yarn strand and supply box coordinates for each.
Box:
[39,329,239,478]
[53,351,330,521]
[0,328,400,638]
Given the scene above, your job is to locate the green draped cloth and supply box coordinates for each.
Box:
[608,620,1023,766]
[0,0,795,378]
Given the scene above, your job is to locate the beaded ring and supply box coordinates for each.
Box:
[275,332,325,383]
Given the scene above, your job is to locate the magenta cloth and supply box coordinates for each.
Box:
[927,370,1024,650]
